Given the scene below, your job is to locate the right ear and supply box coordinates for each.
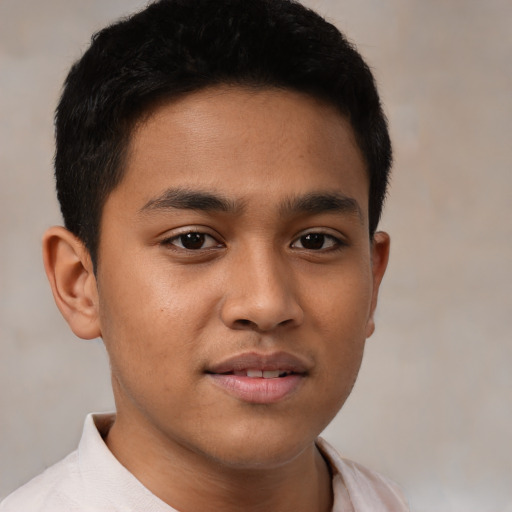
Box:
[42,226,101,340]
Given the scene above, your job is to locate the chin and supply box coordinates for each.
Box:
[207,442,308,471]
[193,419,321,471]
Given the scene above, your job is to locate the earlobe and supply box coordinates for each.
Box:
[42,226,101,340]
[365,231,390,338]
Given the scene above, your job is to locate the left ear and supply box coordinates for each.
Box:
[365,231,390,338]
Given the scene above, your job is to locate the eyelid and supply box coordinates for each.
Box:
[159,226,224,249]
[290,228,347,250]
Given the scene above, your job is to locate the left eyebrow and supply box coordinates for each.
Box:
[280,192,363,221]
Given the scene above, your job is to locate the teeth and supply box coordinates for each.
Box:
[245,369,285,378]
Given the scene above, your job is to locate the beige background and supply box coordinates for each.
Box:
[1,1,511,510]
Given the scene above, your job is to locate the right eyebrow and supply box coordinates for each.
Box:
[139,187,242,215]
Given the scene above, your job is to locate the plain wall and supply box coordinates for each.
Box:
[1,1,511,510]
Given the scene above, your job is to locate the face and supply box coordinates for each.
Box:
[95,86,388,469]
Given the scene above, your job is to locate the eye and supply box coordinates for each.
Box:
[164,232,221,250]
[291,232,342,251]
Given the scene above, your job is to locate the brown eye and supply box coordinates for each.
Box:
[165,232,220,250]
[179,233,206,250]
[300,233,326,250]
[291,232,341,251]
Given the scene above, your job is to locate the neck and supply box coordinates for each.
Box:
[105,411,333,512]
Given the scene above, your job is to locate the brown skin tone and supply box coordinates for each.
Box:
[43,86,389,512]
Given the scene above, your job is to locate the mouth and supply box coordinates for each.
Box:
[228,369,295,378]
[207,351,310,375]
[206,352,309,404]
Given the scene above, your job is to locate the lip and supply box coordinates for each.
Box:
[207,351,311,374]
[206,351,310,404]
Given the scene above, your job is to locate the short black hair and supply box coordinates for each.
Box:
[55,0,392,267]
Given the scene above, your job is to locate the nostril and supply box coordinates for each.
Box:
[221,294,304,332]
[232,318,260,331]
[232,317,295,332]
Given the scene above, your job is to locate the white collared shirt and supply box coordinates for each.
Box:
[1,413,409,511]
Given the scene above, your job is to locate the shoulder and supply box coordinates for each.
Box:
[316,438,410,512]
[0,451,87,512]
[0,413,173,512]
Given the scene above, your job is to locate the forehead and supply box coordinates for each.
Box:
[114,86,368,218]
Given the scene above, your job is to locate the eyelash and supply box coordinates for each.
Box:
[161,231,222,251]
[290,232,345,252]
[160,229,345,253]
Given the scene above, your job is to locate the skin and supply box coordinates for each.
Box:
[43,86,389,512]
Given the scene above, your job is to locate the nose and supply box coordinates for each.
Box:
[219,249,304,332]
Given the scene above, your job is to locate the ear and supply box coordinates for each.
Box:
[42,226,101,340]
[365,231,390,338]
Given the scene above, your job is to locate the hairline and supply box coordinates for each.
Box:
[90,82,371,271]
[88,83,374,273]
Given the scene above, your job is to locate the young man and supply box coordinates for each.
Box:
[1,0,408,510]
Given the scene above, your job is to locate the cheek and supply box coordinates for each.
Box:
[99,255,205,330]
[304,263,372,397]
[96,258,222,387]
[306,263,373,335]
[97,273,174,371]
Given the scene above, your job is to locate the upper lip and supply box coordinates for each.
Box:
[206,351,311,375]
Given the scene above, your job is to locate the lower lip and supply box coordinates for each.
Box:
[208,374,304,404]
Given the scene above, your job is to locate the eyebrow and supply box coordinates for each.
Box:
[139,188,241,214]
[280,192,363,221]
[139,187,362,221]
